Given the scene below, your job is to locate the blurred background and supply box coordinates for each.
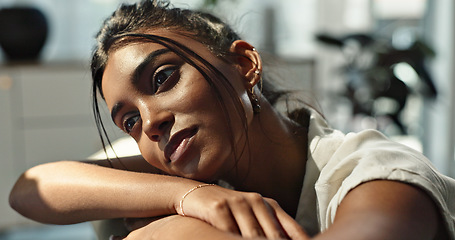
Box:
[0,0,453,239]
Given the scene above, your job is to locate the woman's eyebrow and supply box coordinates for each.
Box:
[131,48,171,85]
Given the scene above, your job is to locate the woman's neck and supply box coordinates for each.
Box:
[223,100,309,216]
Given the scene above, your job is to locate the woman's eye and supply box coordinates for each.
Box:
[153,68,175,92]
[123,114,140,133]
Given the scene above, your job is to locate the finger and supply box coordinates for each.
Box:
[228,194,265,238]
[266,199,310,240]
[207,198,241,235]
[241,195,288,239]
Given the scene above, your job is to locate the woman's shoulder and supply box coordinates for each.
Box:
[305,116,455,237]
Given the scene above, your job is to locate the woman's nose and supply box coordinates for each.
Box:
[142,111,174,142]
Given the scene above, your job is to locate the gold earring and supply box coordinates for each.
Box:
[249,88,261,114]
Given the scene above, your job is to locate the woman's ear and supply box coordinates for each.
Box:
[229,40,262,89]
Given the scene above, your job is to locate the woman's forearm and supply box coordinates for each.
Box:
[9,160,201,224]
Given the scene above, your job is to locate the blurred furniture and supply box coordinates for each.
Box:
[0,6,48,62]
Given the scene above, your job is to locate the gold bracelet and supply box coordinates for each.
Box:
[179,184,216,217]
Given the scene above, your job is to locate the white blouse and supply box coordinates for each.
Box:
[295,109,455,238]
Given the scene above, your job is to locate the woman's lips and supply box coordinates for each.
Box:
[164,127,197,163]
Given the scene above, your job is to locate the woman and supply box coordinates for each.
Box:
[9,0,455,239]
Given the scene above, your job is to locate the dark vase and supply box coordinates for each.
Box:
[0,6,49,62]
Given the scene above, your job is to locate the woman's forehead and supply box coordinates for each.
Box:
[106,31,216,69]
[108,42,166,72]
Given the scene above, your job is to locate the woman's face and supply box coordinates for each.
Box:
[101,31,254,181]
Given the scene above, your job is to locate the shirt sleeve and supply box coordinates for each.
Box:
[313,129,455,238]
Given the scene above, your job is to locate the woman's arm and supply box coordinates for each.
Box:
[119,197,309,240]
[9,159,201,224]
[314,180,440,240]
[82,155,162,173]
[122,180,438,240]
[9,158,302,239]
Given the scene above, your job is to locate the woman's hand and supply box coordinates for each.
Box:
[175,185,309,239]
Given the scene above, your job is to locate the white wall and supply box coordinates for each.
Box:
[422,0,455,177]
[0,0,318,62]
